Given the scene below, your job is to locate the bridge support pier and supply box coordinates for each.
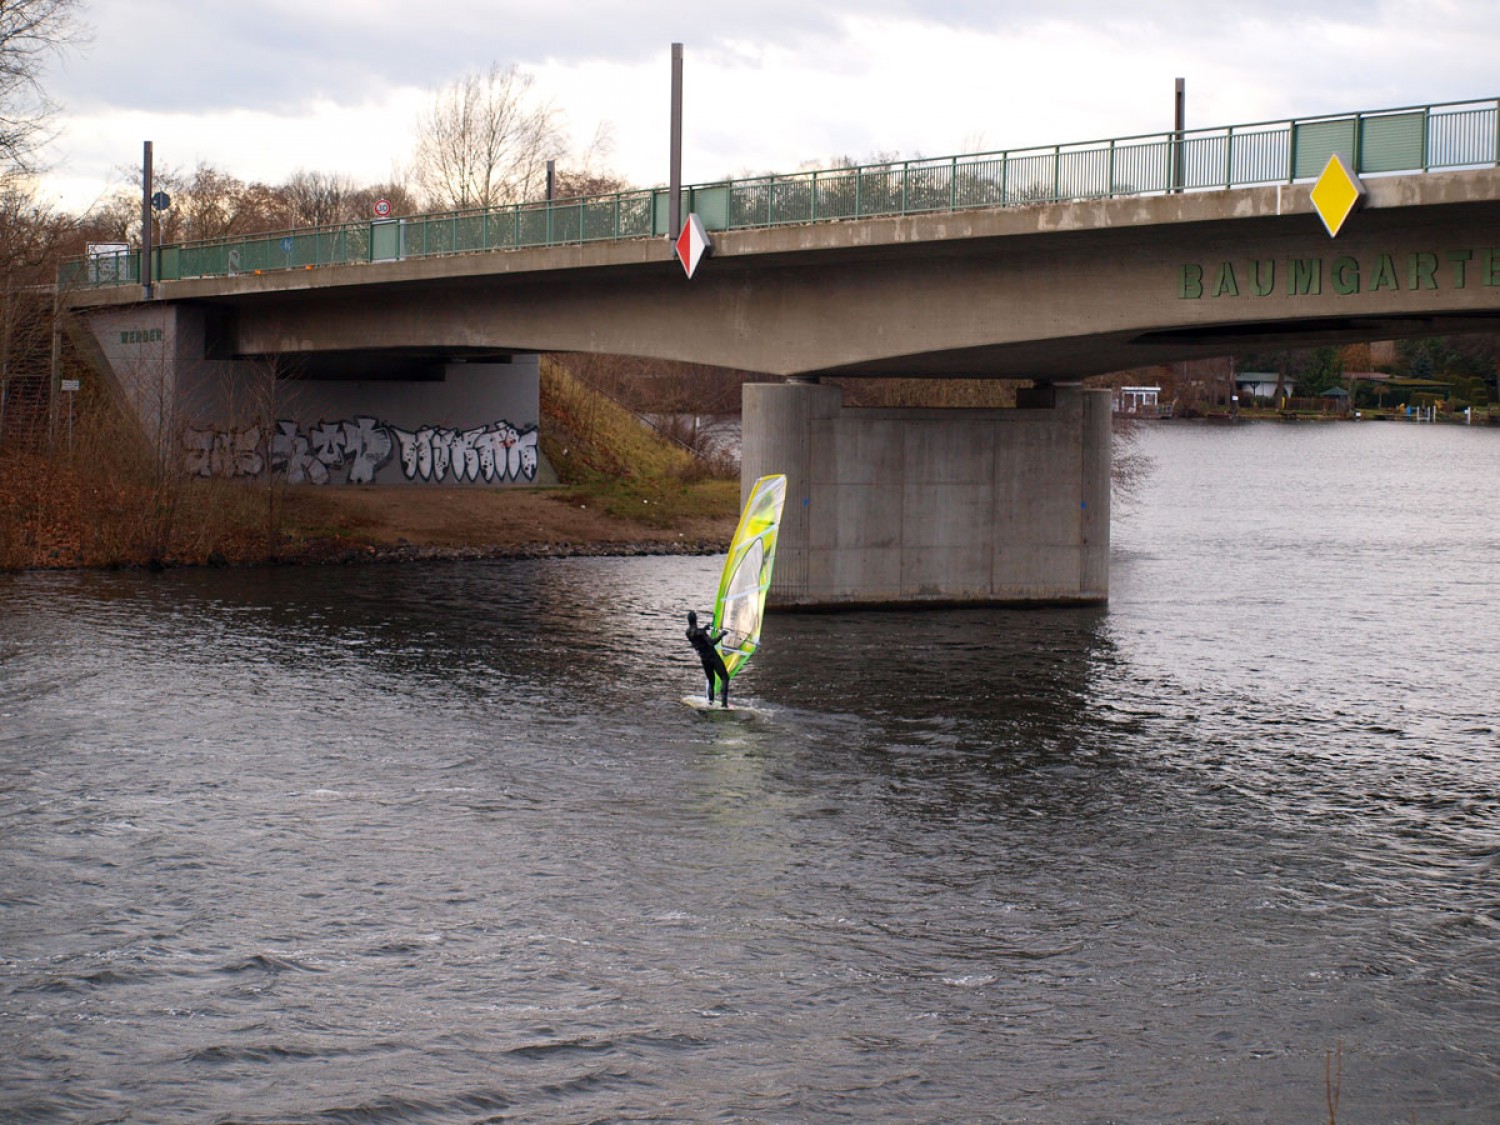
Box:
[741,380,1110,608]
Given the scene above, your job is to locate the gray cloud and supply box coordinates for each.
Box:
[36,0,1500,214]
[53,0,851,113]
[51,0,1402,116]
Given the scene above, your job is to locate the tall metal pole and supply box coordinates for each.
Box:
[669,42,683,240]
[545,158,557,245]
[49,288,62,448]
[2,270,12,446]
[142,140,154,300]
[1172,78,1185,193]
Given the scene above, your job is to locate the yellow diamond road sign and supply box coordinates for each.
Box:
[1310,153,1364,238]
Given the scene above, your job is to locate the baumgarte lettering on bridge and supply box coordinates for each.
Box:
[1178,248,1500,299]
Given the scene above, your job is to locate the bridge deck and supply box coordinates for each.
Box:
[63,97,1499,298]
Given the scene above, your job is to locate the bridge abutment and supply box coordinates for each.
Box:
[74,304,544,486]
[742,381,1110,608]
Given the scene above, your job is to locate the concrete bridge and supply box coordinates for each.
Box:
[62,99,1500,608]
[67,168,1500,380]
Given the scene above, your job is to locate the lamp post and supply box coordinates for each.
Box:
[1172,78,1185,193]
[669,43,683,240]
[142,141,153,300]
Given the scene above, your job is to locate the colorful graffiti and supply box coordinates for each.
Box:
[183,416,539,485]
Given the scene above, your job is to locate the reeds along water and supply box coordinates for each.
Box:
[0,381,287,570]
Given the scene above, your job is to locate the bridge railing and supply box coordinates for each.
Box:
[60,96,1499,290]
[717,99,1497,224]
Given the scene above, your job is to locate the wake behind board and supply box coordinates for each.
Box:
[679,695,760,717]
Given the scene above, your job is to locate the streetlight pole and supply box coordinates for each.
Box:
[1172,78,1185,193]
[669,43,683,240]
[142,141,154,300]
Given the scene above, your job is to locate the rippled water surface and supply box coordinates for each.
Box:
[3,421,1499,1123]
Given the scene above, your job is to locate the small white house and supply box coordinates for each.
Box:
[1116,385,1161,414]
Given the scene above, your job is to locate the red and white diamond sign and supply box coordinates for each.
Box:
[674,213,711,279]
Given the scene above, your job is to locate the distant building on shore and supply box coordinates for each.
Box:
[1235,373,1284,400]
[1116,385,1162,415]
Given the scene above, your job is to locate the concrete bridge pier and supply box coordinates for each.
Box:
[741,380,1111,608]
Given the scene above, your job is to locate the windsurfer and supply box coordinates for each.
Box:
[686,610,730,707]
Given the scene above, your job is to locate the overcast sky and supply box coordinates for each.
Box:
[34,0,1500,215]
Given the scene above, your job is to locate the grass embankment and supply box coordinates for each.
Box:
[0,359,739,572]
[538,356,738,528]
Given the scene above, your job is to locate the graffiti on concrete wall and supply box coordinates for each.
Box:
[184,425,266,479]
[389,422,538,484]
[272,416,395,484]
[183,416,539,484]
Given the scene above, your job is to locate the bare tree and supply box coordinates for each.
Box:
[283,169,357,227]
[552,168,629,200]
[0,0,85,172]
[0,171,66,274]
[84,164,426,248]
[284,172,424,226]
[91,161,268,245]
[1,174,72,448]
[347,179,419,219]
[411,63,567,210]
[167,163,257,241]
[550,122,628,198]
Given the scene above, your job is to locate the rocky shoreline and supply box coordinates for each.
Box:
[175,534,729,572]
[298,537,730,566]
[1,474,741,574]
[5,537,733,575]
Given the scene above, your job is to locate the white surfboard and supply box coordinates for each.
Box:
[679,695,757,716]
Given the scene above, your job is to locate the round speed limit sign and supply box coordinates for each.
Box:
[373,198,391,218]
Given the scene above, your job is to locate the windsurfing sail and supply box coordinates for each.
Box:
[711,473,788,679]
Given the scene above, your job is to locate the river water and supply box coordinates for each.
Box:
[3,421,1498,1124]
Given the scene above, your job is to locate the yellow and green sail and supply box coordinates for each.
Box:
[711,473,787,678]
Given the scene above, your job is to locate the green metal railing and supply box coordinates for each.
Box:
[61,97,1500,290]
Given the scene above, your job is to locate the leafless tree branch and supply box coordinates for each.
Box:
[411,63,568,211]
[0,0,86,172]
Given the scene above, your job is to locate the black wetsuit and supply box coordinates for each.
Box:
[686,617,730,706]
